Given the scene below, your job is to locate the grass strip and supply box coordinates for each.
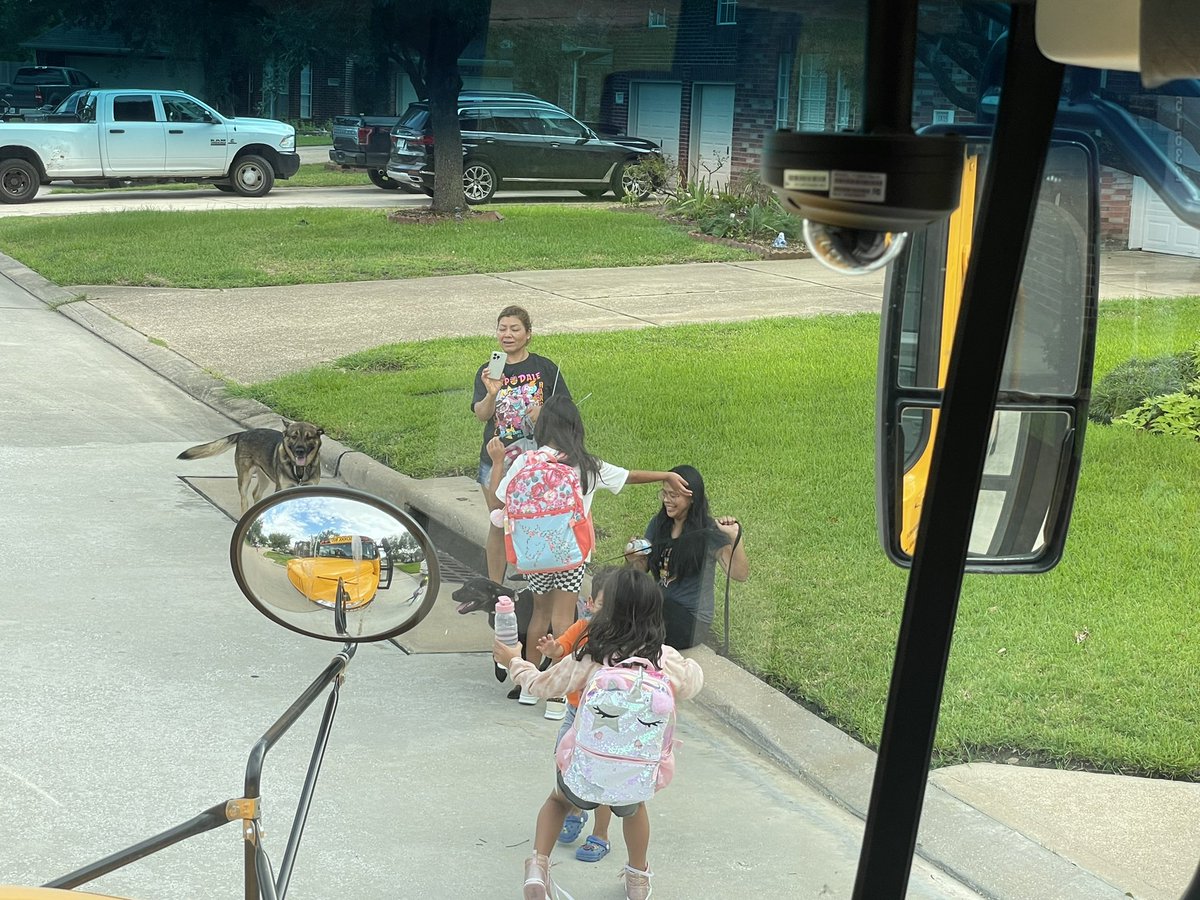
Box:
[0,204,753,288]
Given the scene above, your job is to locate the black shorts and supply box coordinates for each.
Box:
[555,770,641,818]
[662,598,710,650]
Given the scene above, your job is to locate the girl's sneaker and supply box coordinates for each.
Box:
[621,863,653,900]
[519,689,539,705]
[524,852,554,900]
[544,697,567,720]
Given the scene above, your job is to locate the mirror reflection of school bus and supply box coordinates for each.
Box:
[880,133,1097,572]
[286,535,394,609]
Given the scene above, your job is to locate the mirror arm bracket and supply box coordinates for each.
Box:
[226,797,261,822]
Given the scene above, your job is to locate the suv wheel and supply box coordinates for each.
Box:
[611,162,650,200]
[463,161,497,204]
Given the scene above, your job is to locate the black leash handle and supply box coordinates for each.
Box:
[722,523,742,658]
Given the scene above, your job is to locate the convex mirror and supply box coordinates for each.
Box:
[230,487,439,641]
[877,132,1099,572]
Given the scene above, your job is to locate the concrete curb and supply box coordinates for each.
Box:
[2,251,1129,900]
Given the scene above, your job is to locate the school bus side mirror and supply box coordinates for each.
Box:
[876,133,1100,573]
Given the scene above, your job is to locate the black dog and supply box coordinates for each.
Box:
[452,577,538,682]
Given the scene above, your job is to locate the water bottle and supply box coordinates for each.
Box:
[494,595,520,671]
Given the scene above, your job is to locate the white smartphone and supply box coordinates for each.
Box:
[486,351,506,380]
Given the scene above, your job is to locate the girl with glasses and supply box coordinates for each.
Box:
[628,464,749,649]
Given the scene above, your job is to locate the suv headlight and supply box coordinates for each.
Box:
[279,133,295,150]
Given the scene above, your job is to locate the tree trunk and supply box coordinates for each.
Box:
[426,20,465,213]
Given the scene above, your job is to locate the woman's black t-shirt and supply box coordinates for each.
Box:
[471,353,568,467]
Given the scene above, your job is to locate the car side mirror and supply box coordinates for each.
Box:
[876,132,1099,573]
[202,111,215,123]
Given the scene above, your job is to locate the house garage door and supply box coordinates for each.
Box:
[691,83,735,191]
[1130,176,1200,258]
[631,82,681,166]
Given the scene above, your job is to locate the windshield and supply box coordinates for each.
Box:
[316,538,377,560]
[2,2,1198,899]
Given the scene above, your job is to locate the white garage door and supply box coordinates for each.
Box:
[631,82,681,165]
[691,83,735,191]
[1130,176,1200,258]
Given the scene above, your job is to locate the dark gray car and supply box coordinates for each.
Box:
[386,96,661,203]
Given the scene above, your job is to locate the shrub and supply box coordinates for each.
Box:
[664,169,803,245]
[619,153,676,204]
[1114,381,1200,439]
[1089,350,1200,424]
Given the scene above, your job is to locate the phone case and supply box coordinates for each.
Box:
[487,352,505,379]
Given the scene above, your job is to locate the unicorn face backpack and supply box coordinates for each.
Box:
[555,657,678,806]
[502,449,595,574]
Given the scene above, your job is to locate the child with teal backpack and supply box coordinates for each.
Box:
[494,567,704,900]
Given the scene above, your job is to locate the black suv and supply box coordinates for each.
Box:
[386,95,661,203]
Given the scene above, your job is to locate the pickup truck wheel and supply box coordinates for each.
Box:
[462,161,497,204]
[230,154,275,197]
[368,169,402,190]
[0,158,39,204]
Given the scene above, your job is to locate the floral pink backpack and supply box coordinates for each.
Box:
[555,657,678,806]
[502,449,595,574]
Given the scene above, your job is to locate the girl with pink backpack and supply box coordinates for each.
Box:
[494,567,704,900]
[486,394,690,716]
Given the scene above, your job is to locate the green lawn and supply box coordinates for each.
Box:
[231,296,1200,777]
[0,205,752,288]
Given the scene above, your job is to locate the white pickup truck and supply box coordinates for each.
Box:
[0,89,300,203]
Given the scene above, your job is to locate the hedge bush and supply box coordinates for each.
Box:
[1088,350,1199,423]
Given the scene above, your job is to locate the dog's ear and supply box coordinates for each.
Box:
[281,417,292,428]
[316,427,324,436]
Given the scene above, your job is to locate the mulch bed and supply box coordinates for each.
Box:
[386,207,504,225]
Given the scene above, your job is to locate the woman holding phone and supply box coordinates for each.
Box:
[472,305,569,585]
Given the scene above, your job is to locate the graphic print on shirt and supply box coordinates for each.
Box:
[657,545,675,588]
[494,371,543,442]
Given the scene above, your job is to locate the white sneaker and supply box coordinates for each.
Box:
[544,698,567,720]
[518,690,539,706]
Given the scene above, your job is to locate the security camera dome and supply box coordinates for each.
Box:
[802,221,909,274]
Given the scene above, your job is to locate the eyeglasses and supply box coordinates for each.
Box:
[659,490,685,502]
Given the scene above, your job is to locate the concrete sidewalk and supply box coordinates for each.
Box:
[4,246,1200,899]
[63,250,1200,384]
